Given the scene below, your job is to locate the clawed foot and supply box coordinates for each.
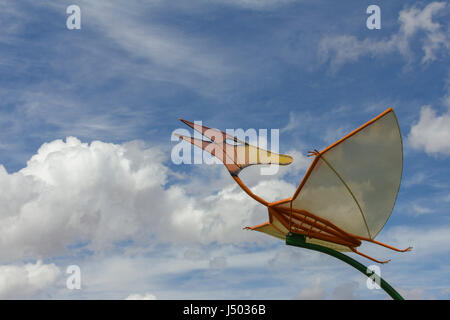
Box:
[307,149,320,157]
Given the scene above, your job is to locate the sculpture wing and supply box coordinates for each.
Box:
[286,108,403,240]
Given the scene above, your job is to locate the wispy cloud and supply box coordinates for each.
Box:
[0,0,448,300]
[403,172,427,188]
[411,204,434,215]
[319,2,449,70]
[0,261,61,299]
[213,0,297,10]
[0,136,298,263]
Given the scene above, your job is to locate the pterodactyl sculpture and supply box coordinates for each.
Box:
[175,108,411,265]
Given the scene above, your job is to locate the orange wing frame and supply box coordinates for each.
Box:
[247,108,411,262]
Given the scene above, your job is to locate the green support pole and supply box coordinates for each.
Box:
[285,233,404,300]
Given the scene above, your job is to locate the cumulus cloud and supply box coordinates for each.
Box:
[125,293,157,300]
[408,105,450,155]
[0,137,167,261]
[0,260,60,299]
[0,137,294,262]
[319,2,449,70]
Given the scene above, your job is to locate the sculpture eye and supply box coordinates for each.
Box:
[225,138,243,146]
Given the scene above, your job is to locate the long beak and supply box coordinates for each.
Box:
[175,119,293,176]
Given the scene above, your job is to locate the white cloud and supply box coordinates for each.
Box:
[70,0,233,90]
[408,105,450,155]
[281,111,303,134]
[403,172,427,187]
[62,247,274,299]
[285,149,311,176]
[214,0,296,10]
[319,2,449,69]
[0,260,61,299]
[380,225,450,259]
[398,2,449,63]
[125,293,157,300]
[398,288,427,300]
[0,137,294,262]
[319,35,395,70]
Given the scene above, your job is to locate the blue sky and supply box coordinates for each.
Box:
[0,0,449,299]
